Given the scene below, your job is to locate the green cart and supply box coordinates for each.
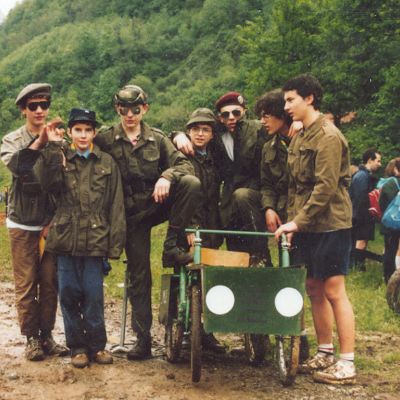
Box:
[159,228,306,386]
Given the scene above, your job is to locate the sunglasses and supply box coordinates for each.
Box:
[220,109,242,119]
[26,101,51,112]
[118,104,142,116]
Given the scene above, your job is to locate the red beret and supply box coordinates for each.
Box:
[215,91,246,111]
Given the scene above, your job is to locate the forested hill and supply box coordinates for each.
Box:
[0,0,398,165]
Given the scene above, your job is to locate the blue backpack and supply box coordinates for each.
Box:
[381,179,400,230]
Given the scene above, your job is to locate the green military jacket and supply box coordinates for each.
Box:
[38,142,126,258]
[0,125,52,226]
[188,150,222,248]
[95,122,194,221]
[212,119,269,226]
[260,134,290,222]
[287,115,352,232]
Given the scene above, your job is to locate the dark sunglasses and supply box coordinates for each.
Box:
[118,104,141,116]
[26,101,51,112]
[220,109,241,119]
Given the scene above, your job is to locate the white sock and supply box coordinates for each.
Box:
[395,256,400,270]
[339,352,354,365]
[317,343,334,356]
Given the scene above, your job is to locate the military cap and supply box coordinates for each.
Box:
[68,108,98,128]
[215,91,246,111]
[15,83,52,106]
[186,108,216,128]
[114,85,148,106]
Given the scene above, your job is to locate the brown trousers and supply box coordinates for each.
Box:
[8,228,58,337]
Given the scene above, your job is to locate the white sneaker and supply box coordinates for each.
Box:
[313,360,356,385]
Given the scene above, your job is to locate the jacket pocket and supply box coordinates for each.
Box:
[47,215,73,253]
[298,146,315,183]
[91,164,111,197]
[87,215,109,253]
[141,149,160,179]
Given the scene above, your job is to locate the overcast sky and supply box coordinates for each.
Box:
[0,0,21,18]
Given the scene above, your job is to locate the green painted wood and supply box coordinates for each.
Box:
[202,267,306,335]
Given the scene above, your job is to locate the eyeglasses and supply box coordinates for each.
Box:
[220,109,242,119]
[26,101,51,112]
[261,113,273,120]
[191,126,212,135]
[118,104,142,116]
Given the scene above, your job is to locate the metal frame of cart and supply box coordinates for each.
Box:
[159,228,306,386]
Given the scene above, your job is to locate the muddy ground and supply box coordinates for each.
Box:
[1,282,400,400]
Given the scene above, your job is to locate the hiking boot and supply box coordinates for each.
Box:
[25,336,45,361]
[92,350,113,365]
[162,247,193,268]
[127,336,152,360]
[298,352,335,374]
[71,352,89,368]
[202,333,226,354]
[313,360,356,385]
[41,334,69,356]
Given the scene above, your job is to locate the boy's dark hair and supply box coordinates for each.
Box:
[254,89,292,126]
[282,74,323,110]
[362,148,381,164]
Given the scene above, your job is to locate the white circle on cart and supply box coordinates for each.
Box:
[274,287,303,317]
[205,285,235,315]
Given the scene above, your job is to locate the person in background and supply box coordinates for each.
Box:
[0,83,68,361]
[37,108,126,368]
[276,73,356,385]
[95,85,200,360]
[379,157,400,283]
[349,148,382,270]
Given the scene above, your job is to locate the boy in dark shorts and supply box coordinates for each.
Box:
[275,74,356,385]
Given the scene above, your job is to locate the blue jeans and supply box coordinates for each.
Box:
[57,256,106,356]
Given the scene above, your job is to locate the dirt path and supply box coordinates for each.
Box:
[0,282,399,400]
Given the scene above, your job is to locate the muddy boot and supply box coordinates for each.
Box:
[25,336,45,361]
[162,226,193,267]
[127,334,152,360]
[40,331,69,356]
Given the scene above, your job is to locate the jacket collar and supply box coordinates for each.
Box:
[66,143,102,161]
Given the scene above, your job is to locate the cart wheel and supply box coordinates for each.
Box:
[244,334,268,365]
[165,293,184,363]
[276,335,300,386]
[299,334,310,363]
[191,284,202,383]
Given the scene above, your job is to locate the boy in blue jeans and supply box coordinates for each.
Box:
[38,108,126,368]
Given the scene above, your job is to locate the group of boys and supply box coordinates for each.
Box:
[0,73,356,384]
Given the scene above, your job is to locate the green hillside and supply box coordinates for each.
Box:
[0,0,398,183]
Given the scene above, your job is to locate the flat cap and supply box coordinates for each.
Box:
[15,83,52,106]
[68,108,98,128]
[186,108,216,128]
[215,91,245,111]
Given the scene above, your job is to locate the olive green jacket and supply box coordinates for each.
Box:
[0,125,53,226]
[188,150,222,248]
[260,134,289,222]
[95,122,194,220]
[38,142,126,258]
[287,115,352,232]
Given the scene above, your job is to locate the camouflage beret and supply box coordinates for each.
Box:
[15,83,52,106]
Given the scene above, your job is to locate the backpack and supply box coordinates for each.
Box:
[368,177,397,221]
[368,188,382,220]
[381,179,400,230]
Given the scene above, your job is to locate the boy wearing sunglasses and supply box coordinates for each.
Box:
[95,84,200,360]
[0,83,68,361]
[173,92,271,267]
